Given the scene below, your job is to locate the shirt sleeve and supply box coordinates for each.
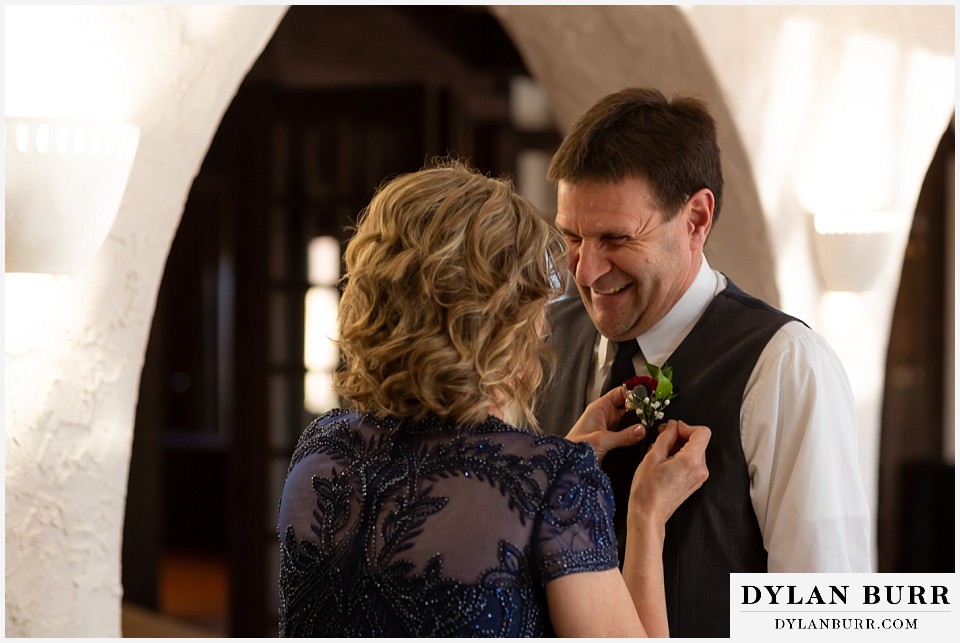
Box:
[741,321,873,572]
[532,441,620,584]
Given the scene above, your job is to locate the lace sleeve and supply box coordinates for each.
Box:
[532,441,619,584]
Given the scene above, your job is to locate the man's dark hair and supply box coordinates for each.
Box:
[547,87,724,222]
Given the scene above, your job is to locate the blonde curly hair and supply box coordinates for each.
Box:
[335,160,567,431]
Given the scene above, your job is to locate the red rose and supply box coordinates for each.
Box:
[623,361,677,426]
[624,375,657,392]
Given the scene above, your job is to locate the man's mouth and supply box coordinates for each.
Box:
[591,283,631,296]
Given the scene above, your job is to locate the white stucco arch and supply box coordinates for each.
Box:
[492,4,780,306]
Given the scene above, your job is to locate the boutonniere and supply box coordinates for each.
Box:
[623,362,677,429]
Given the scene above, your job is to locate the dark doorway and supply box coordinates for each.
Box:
[122,6,560,637]
[877,117,955,573]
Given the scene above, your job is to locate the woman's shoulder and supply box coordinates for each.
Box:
[301,408,410,436]
[298,407,356,440]
[469,417,601,470]
[288,408,393,466]
[290,411,600,475]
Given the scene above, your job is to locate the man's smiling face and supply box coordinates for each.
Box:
[555,176,702,341]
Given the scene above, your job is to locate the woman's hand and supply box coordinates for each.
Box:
[565,387,646,465]
[629,420,711,526]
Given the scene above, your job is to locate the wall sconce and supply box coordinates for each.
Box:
[303,235,342,414]
[5,117,140,275]
[809,210,904,292]
[509,75,554,132]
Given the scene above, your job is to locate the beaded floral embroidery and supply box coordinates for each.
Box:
[277,409,619,637]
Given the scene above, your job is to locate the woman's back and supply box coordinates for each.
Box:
[278,409,618,637]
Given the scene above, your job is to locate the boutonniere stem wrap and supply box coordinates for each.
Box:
[623,362,677,429]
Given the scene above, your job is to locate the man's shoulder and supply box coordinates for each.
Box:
[543,294,598,363]
[717,276,805,327]
[547,293,593,325]
[711,280,844,374]
[769,319,842,362]
[547,292,587,313]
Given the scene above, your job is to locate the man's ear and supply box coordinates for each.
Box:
[685,188,714,250]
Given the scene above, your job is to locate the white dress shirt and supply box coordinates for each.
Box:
[588,256,873,572]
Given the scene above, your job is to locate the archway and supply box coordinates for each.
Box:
[121,6,560,636]
[492,4,780,305]
[877,118,955,573]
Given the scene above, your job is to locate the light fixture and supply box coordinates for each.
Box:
[304,235,341,414]
[809,210,905,292]
[509,76,553,132]
[5,116,140,275]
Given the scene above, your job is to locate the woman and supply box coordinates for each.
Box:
[277,160,710,637]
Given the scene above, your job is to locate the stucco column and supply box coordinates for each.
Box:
[4,5,287,636]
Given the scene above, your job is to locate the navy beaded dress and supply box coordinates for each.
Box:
[277,408,619,637]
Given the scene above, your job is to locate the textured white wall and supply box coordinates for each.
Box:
[684,5,954,568]
[4,5,288,636]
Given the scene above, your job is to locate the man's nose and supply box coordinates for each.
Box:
[574,240,610,287]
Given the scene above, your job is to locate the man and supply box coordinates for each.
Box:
[536,87,872,637]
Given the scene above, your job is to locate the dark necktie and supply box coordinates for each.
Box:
[601,340,640,395]
[599,340,644,566]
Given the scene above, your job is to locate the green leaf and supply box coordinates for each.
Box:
[650,362,673,398]
[646,362,660,378]
[655,377,672,398]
